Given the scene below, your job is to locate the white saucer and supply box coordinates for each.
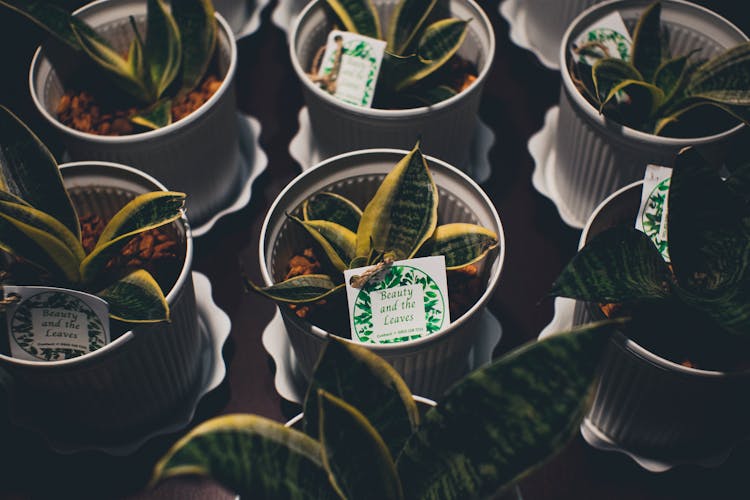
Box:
[499,0,559,70]
[23,272,232,456]
[289,107,496,184]
[234,0,271,39]
[529,106,586,229]
[262,308,504,404]
[191,113,268,237]
[270,0,307,38]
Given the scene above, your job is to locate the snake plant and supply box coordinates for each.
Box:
[318,0,472,105]
[0,105,185,323]
[551,146,750,366]
[571,1,750,136]
[246,142,498,313]
[1,0,217,130]
[152,319,621,499]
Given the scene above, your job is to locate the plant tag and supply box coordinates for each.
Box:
[636,164,672,262]
[2,286,110,362]
[316,30,386,108]
[344,256,451,344]
[571,11,632,65]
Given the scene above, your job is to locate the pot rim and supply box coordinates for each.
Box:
[559,0,748,145]
[0,160,193,369]
[259,148,506,353]
[284,394,436,427]
[289,0,496,118]
[28,0,237,144]
[580,180,749,378]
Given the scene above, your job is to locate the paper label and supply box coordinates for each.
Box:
[3,286,110,362]
[344,256,451,344]
[636,165,672,262]
[571,11,632,66]
[317,30,386,108]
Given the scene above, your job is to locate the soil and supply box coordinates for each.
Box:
[56,74,223,136]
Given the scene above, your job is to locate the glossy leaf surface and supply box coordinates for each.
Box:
[97,269,168,322]
[419,223,498,269]
[303,192,362,234]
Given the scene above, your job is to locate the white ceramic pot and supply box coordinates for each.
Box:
[555,0,747,225]
[289,0,495,173]
[259,149,505,399]
[0,162,201,445]
[29,0,240,229]
[573,181,750,465]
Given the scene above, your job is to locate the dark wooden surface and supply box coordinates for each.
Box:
[1,0,749,498]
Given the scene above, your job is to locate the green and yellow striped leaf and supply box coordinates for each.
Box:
[653,53,695,106]
[631,0,662,82]
[245,274,344,304]
[127,20,149,89]
[0,106,80,240]
[0,0,95,51]
[0,201,84,262]
[386,0,437,55]
[396,320,622,500]
[303,338,419,459]
[324,0,381,39]
[356,143,438,261]
[80,191,185,283]
[303,192,362,233]
[173,0,217,93]
[319,390,404,500]
[687,42,750,105]
[600,79,664,117]
[130,99,173,130]
[290,215,356,272]
[0,216,72,277]
[97,269,168,322]
[419,223,498,269]
[151,414,336,499]
[591,58,642,103]
[145,0,182,99]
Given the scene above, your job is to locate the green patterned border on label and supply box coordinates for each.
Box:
[642,177,671,261]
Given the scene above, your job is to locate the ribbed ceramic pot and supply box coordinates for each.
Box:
[556,0,747,225]
[29,0,240,230]
[573,181,750,464]
[289,0,495,173]
[260,149,505,399]
[0,162,201,445]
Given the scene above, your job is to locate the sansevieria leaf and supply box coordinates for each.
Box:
[406,85,457,106]
[145,0,182,99]
[172,0,217,93]
[592,58,643,103]
[356,143,438,261]
[630,0,662,82]
[97,269,168,322]
[127,19,149,89]
[600,79,664,116]
[319,390,404,500]
[0,215,75,279]
[0,106,80,240]
[0,201,84,262]
[396,320,622,500]
[419,223,498,269]
[245,274,344,304]
[550,225,672,303]
[687,42,750,104]
[80,191,185,282]
[303,338,419,459]
[653,53,695,106]
[0,0,95,51]
[303,192,362,233]
[290,216,356,273]
[151,414,336,499]
[130,99,173,130]
[387,0,437,55]
[324,0,381,39]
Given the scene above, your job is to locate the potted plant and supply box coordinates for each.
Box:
[2,0,241,228]
[151,320,620,498]
[550,146,750,464]
[289,0,495,171]
[0,106,202,445]
[250,144,505,398]
[553,0,748,225]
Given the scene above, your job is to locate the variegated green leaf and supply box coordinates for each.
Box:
[600,79,665,117]
[0,106,80,240]
[0,0,97,50]
[592,58,643,103]
[406,84,457,106]
[145,0,182,99]
[653,52,695,106]
[319,390,404,500]
[80,191,185,283]
[303,192,362,233]
[173,0,217,93]
[130,99,173,130]
[631,0,662,82]
[127,18,149,88]
[0,215,69,276]
[386,0,436,55]
[0,190,30,207]
[653,98,707,135]
[0,201,84,262]
[151,414,336,500]
[245,274,344,304]
[419,223,498,269]
[396,320,622,500]
[356,143,438,261]
[550,225,672,303]
[324,0,381,39]
[687,42,750,105]
[290,216,356,273]
[97,269,168,322]
[303,338,419,459]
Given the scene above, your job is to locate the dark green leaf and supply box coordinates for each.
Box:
[404,85,457,106]
[592,58,643,103]
[418,223,498,269]
[97,269,168,322]
[130,99,173,130]
[653,53,695,105]
[631,1,662,82]
[600,79,664,117]
[324,0,381,39]
[386,0,437,55]
[289,215,357,272]
[687,42,750,104]
[0,0,96,51]
[245,274,344,304]
[303,192,362,233]
[173,0,217,93]
[145,0,182,99]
